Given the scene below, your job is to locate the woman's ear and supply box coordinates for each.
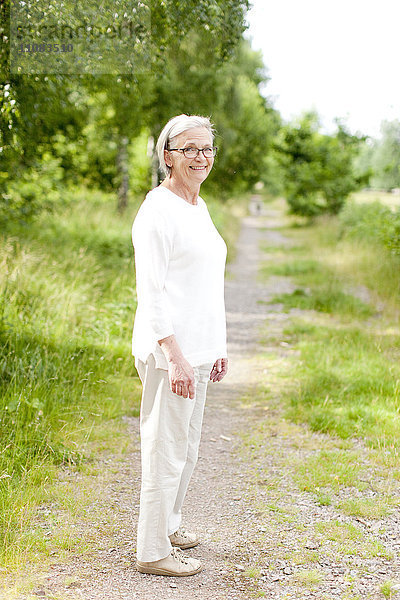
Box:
[164,149,172,168]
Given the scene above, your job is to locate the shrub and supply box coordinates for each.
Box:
[0,153,64,225]
[339,200,400,255]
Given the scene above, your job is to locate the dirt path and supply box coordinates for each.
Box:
[9,198,400,600]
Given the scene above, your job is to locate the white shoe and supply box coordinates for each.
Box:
[169,527,200,549]
[137,547,202,577]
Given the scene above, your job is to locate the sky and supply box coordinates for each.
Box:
[245,0,400,139]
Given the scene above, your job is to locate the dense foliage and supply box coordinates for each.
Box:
[273,113,367,217]
[355,120,400,191]
[2,0,267,219]
[339,200,400,255]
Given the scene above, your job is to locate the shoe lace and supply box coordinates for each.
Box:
[171,547,190,565]
[174,527,189,539]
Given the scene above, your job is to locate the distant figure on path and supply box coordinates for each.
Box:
[131,114,228,577]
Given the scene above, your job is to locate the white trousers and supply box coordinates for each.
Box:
[135,354,213,562]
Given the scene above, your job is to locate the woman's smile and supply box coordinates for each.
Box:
[163,127,215,202]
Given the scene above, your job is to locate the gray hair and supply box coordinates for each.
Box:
[156,114,215,177]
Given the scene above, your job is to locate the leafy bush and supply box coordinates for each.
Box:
[339,200,400,254]
[274,113,367,217]
[0,153,65,224]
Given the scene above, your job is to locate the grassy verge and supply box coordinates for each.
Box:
[238,400,399,598]
[235,197,400,598]
[207,193,249,263]
[0,188,142,569]
[351,189,400,210]
[258,199,400,449]
[0,185,245,571]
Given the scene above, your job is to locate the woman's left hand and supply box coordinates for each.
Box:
[210,357,228,382]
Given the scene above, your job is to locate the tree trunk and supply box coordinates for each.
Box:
[117,136,129,213]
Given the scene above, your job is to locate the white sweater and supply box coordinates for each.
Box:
[131,186,227,369]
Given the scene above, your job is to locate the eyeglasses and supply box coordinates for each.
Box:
[167,146,218,159]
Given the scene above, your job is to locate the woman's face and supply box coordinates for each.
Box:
[165,127,214,186]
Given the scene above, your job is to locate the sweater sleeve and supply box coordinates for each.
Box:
[132,207,175,341]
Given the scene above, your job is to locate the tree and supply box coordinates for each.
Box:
[370,120,400,190]
[274,113,367,217]
[1,0,252,218]
[146,37,279,197]
[0,74,88,223]
[209,41,280,196]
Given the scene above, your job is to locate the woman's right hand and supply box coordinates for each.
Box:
[158,334,195,399]
[168,357,195,399]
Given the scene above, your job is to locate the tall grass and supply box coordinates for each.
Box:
[351,189,400,210]
[283,322,400,445]
[0,189,143,564]
[259,197,400,448]
[271,201,400,316]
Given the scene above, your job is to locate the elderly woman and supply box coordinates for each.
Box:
[131,114,228,577]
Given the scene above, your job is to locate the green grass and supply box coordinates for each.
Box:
[207,194,248,263]
[260,258,322,278]
[338,497,393,519]
[351,189,400,210]
[1,193,141,447]
[314,492,332,506]
[235,196,400,599]
[273,286,373,317]
[293,449,362,492]
[248,198,400,572]
[277,205,400,314]
[282,321,400,445]
[0,185,244,568]
[380,579,400,599]
[258,198,400,446]
[0,189,142,567]
[293,568,324,588]
[260,254,374,318]
[243,566,261,579]
[314,520,392,559]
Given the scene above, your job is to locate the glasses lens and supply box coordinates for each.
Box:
[203,148,216,158]
[183,148,198,158]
